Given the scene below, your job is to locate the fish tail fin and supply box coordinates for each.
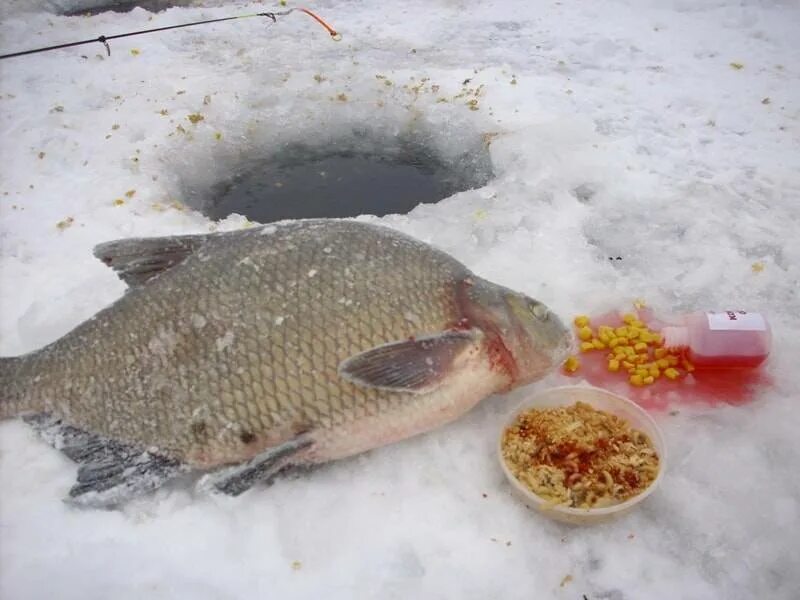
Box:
[0,356,36,419]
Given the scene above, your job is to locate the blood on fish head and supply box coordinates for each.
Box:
[461,277,572,387]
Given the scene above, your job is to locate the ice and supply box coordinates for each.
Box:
[2,0,800,599]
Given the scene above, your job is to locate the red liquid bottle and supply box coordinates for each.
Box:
[661,311,771,368]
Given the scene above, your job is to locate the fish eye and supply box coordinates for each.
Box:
[529,302,549,321]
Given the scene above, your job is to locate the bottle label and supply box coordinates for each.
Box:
[707,311,766,331]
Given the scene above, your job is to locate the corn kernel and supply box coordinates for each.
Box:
[643,375,655,385]
[624,346,637,357]
[580,341,595,352]
[564,356,580,373]
[656,358,670,369]
[607,353,615,361]
[615,327,629,337]
[649,366,660,378]
[634,342,648,353]
[639,331,652,343]
[651,333,663,345]
[634,354,648,364]
[654,348,668,359]
[622,361,635,369]
[622,313,637,324]
[592,339,606,350]
[598,332,611,343]
[616,337,629,346]
[667,355,680,366]
[631,320,646,329]
[609,338,621,349]
[577,326,593,341]
[599,325,614,335]
[664,368,680,380]
[629,374,644,386]
[627,328,640,340]
[608,359,620,372]
[613,345,626,356]
[636,368,649,378]
[573,315,590,328]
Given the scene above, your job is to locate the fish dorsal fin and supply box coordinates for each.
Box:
[338,330,480,394]
[93,233,211,287]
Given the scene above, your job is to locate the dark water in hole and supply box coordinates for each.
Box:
[203,152,482,223]
[63,1,195,16]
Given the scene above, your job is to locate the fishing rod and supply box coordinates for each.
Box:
[0,6,340,60]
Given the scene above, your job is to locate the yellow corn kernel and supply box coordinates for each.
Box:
[598,325,614,334]
[574,315,590,328]
[592,338,606,350]
[622,360,635,370]
[624,346,637,357]
[608,359,620,372]
[564,356,580,373]
[634,342,648,353]
[651,333,663,345]
[631,320,646,329]
[682,360,695,373]
[634,354,648,364]
[577,326,593,341]
[580,341,595,352]
[629,374,644,386]
[609,338,621,349]
[614,327,629,337]
[664,367,680,380]
[649,366,660,378]
[607,353,615,361]
[636,368,649,378]
[654,347,668,359]
[667,355,680,366]
[656,358,670,369]
[616,337,629,346]
[643,375,655,385]
[639,331,652,343]
[598,332,611,344]
[622,313,637,324]
[627,328,641,340]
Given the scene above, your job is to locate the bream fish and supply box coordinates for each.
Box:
[0,219,570,505]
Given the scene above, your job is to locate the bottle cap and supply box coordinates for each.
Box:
[661,326,689,349]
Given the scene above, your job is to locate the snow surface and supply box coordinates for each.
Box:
[1,0,799,598]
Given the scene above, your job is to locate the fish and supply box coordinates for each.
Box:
[0,219,571,506]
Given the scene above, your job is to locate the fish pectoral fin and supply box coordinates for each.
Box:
[93,232,212,287]
[197,434,314,497]
[23,414,187,508]
[338,329,481,394]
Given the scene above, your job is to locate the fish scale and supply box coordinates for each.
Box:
[1,219,570,503]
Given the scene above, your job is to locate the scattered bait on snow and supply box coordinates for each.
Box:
[564,311,695,386]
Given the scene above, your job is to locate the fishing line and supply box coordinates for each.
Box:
[0,6,340,60]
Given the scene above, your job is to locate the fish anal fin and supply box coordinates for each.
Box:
[23,414,186,508]
[93,233,212,287]
[338,329,481,394]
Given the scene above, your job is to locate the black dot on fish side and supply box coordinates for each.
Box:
[240,430,256,444]
[190,420,208,439]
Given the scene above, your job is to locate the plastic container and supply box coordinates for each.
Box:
[661,310,771,368]
[498,385,666,525]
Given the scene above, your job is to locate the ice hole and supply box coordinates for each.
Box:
[183,133,494,223]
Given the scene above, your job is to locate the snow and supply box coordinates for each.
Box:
[1,0,799,598]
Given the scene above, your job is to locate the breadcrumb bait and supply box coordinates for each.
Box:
[501,402,660,509]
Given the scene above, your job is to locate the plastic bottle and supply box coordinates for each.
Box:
[661,311,771,368]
